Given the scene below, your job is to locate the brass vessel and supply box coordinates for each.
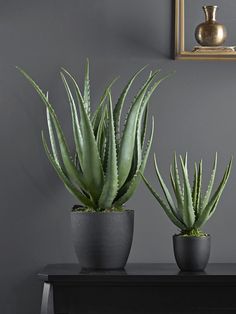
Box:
[195,6,227,47]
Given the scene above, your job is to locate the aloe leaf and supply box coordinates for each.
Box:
[98,93,118,209]
[135,113,143,171]
[83,58,90,116]
[184,152,188,168]
[114,117,155,206]
[173,153,184,214]
[141,174,186,230]
[92,77,119,132]
[93,101,107,137]
[115,135,139,201]
[113,65,147,140]
[17,67,87,191]
[42,131,94,208]
[118,71,161,188]
[194,158,232,228]
[114,122,141,202]
[61,67,84,105]
[101,122,109,169]
[141,104,149,148]
[201,153,218,212]
[170,164,184,220]
[60,72,84,170]
[140,71,152,149]
[46,93,64,170]
[61,69,104,202]
[96,105,108,158]
[192,163,198,211]
[170,165,184,220]
[170,165,176,190]
[46,107,60,166]
[195,160,203,213]
[131,97,150,177]
[140,72,173,111]
[179,156,195,229]
[154,154,176,211]
[74,152,79,167]
[130,72,173,176]
[135,73,172,161]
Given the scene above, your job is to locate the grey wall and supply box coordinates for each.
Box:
[1,0,236,313]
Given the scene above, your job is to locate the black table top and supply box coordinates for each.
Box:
[38,263,236,284]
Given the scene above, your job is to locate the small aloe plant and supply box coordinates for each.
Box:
[142,153,232,236]
[18,61,170,212]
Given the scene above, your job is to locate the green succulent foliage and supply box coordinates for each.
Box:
[142,153,232,234]
[17,61,170,211]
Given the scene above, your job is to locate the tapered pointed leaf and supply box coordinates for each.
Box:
[17,67,87,191]
[60,72,84,170]
[194,158,232,228]
[127,100,150,180]
[196,160,203,213]
[125,71,174,192]
[170,165,184,220]
[201,153,218,212]
[141,104,149,148]
[141,174,186,230]
[101,121,109,169]
[180,156,195,229]
[114,118,154,206]
[113,65,147,140]
[118,71,161,187]
[153,154,176,211]
[96,105,108,158]
[136,73,172,160]
[170,165,183,220]
[99,93,118,209]
[192,163,198,211]
[184,152,188,167]
[42,131,94,208]
[46,107,60,166]
[173,153,184,216]
[83,58,90,116]
[135,108,146,171]
[61,69,104,202]
[114,131,139,202]
[61,67,84,105]
[92,77,119,133]
[170,165,175,190]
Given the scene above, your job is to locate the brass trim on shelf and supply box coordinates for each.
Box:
[174,0,236,60]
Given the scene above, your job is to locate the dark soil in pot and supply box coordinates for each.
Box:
[173,234,211,272]
[71,210,134,270]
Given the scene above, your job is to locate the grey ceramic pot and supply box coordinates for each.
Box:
[173,235,211,272]
[71,210,134,269]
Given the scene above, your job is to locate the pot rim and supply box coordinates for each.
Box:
[173,233,210,239]
[71,209,134,215]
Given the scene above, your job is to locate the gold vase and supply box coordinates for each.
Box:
[195,6,227,47]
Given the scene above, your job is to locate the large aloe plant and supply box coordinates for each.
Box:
[142,153,232,236]
[18,61,170,211]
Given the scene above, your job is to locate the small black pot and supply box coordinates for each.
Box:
[71,210,134,270]
[173,234,211,272]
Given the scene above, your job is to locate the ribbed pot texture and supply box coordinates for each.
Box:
[71,210,134,270]
[173,235,211,272]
